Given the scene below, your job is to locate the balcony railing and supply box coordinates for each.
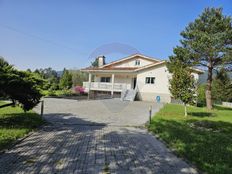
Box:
[83,82,131,92]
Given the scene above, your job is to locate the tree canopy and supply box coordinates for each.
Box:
[34,67,59,90]
[0,57,43,111]
[69,70,88,86]
[168,64,196,116]
[212,68,232,102]
[59,69,73,89]
[169,7,232,109]
[91,58,99,67]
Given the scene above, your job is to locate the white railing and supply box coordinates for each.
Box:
[83,82,131,92]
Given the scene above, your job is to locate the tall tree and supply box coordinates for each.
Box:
[33,68,59,90]
[69,70,88,86]
[59,68,73,89]
[41,67,58,79]
[168,64,196,116]
[91,58,99,67]
[169,8,232,109]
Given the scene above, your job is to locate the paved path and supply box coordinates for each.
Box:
[0,98,197,174]
[37,98,163,126]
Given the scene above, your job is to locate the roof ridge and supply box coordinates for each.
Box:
[101,53,161,68]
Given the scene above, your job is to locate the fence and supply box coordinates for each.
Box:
[222,102,232,108]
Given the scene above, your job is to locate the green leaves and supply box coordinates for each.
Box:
[169,65,196,106]
[169,7,232,109]
[212,68,232,102]
[180,7,232,68]
[0,58,42,111]
[59,68,73,90]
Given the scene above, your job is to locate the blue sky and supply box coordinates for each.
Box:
[0,0,231,70]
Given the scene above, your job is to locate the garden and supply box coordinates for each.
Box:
[149,104,232,174]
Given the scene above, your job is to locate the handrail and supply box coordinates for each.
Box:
[83,82,131,91]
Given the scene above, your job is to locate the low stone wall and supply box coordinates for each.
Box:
[222,102,232,108]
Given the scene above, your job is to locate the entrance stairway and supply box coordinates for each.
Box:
[121,88,137,101]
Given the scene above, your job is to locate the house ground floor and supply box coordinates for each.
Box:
[83,71,172,103]
[88,90,171,103]
[81,54,202,103]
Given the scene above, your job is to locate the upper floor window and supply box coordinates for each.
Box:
[145,77,155,84]
[135,59,140,66]
[100,77,111,83]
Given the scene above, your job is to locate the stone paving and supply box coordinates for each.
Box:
[0,98,198,174]
[36,98,164,126]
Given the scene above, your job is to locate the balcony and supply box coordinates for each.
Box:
[83,82,131,92]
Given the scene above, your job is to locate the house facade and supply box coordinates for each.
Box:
[81,54,203,103]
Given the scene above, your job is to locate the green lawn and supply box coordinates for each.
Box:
[148,104,232,174]
[0,101,44,150]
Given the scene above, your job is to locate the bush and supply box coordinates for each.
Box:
[74,86,85,94]
[47,90,57,96]
[0,58,43,111]
[61,89,73,96]
[197,84,206,107]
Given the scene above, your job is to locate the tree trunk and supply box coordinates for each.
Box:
[206,65,213,110]
[184,103,187,117]
[0,102,14,109]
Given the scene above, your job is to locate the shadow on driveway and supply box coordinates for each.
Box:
[0,114,197,174]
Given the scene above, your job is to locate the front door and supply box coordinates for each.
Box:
[133,78,137,89]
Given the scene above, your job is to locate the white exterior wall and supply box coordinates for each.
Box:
[191,72,199,81]
[136,65,200,103]
[90,63,200,103]
[136,64,171,103]
[115,57,153,68]
[114,77,132,84]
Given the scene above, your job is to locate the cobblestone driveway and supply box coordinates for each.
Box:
[38,98,164,126]
[0,98,197,174]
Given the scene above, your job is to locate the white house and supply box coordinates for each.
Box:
[81,54,203,103]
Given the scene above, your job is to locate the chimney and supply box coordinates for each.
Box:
[97,55,105,67]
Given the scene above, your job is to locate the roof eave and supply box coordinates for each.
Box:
[101,53,161,68]
[134,61,167,72]
[80,69,136,73]
[189,67,204,74]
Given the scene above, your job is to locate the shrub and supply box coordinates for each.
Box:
[74,86,85,94]
[197,84,206,107]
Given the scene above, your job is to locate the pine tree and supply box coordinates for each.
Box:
[169,8,232,110]
[91,58,99,67]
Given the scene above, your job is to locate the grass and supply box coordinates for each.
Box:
[0,101,44,151]
[148,104,232,174]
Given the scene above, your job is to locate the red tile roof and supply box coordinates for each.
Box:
[83,67,138,71]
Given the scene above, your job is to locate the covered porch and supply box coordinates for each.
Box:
[83,72,137,95]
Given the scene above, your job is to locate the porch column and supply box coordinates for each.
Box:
[111,73,115,97]
[88,73,92,100]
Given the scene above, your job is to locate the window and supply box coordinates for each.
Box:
[135,59,140,66]
[100,77,111,83]
[145,77,155,84]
